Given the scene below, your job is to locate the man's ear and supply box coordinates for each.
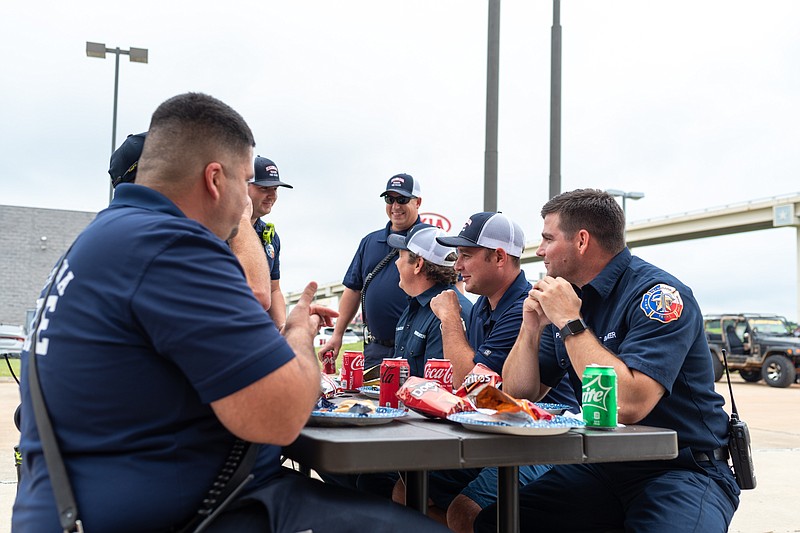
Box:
[494,247,508,266]
[204,162,224,201]
[414,256,425,274]
[576,229,591,255]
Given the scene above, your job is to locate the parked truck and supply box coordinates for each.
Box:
[703,313,800,388]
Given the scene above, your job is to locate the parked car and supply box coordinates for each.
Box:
[704,313,800,388]
[314,327,361,347]
[0,324,26,357]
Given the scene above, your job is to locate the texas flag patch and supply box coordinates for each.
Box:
[640,283,684,323]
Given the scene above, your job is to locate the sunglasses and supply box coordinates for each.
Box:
[384,195,413,205]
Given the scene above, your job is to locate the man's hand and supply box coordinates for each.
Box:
[530,276,582,329]
[282,282,324,341]
[521,289,550,333]
[317,336,343,362]
[430,290,463,322]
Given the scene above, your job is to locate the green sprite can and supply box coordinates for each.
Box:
[582,365,618,428]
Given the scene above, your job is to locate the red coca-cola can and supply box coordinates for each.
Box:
[379,358,410,408]
[321,351,336,375]
[424,358,453,392]
[341,351,364,391]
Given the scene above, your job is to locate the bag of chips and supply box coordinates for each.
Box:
[454,363,503,401]
[397,376,475,419]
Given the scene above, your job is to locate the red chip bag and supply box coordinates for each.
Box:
[397,377,475,419]
[455,363,503,400]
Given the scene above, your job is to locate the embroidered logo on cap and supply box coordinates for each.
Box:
[640,283,684,323]
[263,164,279,178]
[389,176,405,187]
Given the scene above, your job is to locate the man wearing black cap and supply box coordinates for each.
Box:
[240,155,293,329]
[109,132,273,311]
[318,173,423,369]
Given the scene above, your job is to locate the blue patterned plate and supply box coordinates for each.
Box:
[358,385,381,399]
[447,412,586,436]
[534,402,572,415]
[308,406,406,427]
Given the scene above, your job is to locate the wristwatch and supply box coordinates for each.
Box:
[559,318,588,339]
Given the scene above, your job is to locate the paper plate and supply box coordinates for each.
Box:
[358,385,381,399]
[308,406,406,427]
[534,402,572,415]
[447,412,585,436]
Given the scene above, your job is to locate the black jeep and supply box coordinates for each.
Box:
[703,313,800,388]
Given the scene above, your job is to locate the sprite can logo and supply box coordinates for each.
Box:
[582,365,618,428]
[582,375,612,411]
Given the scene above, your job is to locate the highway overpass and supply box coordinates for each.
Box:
[288,193,800,318]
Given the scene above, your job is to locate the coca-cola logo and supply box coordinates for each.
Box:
[346,354,364,371]
[424,365,453,382]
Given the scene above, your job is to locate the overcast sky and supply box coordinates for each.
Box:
[2,1,799,320]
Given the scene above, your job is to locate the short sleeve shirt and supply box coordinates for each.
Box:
[537,248,730,451]
[253,218,281,280]
[393,283,473,377]
[14,184,294,531]
[342,219,420,342]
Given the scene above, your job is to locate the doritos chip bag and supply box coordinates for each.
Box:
[455,363,503,400]
[397,377,475,419]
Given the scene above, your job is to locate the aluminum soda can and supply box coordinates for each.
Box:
[379,358,410,408]
[582,365,618,428]
[424,358,453,392]
[321,351,336,375]
[341,351,364,391]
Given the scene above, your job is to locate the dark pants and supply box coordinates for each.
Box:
[317,471,400,500]
[207,467,448,533]
[474,448,740,533]
[363,342,395,369]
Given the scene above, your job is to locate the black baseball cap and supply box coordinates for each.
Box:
[251,156,293,188]
[108,132,147,187]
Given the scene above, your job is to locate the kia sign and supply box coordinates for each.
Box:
[420,212,451,232]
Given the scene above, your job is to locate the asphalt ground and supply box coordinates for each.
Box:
[1,374,798,532]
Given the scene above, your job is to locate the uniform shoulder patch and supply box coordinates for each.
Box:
[640,283,684,323]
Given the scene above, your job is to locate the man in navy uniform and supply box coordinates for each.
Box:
[475,189,740,532]
[14,92,448,533]
[246,155,293,329]
[319,173,422,369]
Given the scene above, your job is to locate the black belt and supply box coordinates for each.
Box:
[692,447,729,463]
[365,335,394,347]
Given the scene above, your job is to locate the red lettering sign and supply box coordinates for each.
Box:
[420,212,451,232]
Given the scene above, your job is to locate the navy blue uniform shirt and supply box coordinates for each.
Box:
[14,184,294,531]
[343,218,420,343]
[394,283,473,377]
[468,271,578,411]
[253,218,281,280]
[538,248,729,451]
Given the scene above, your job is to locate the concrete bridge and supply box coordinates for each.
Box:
[287,193,800,318]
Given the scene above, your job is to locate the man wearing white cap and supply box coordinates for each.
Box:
[388,224,473,376]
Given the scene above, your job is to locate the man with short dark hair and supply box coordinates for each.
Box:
[475,188,740,532]
[319,173,423,369]
[14,93,448,533]
[396,212,577,533]
[108,130,273,311]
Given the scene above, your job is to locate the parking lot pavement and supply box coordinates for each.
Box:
[1,375,799,532]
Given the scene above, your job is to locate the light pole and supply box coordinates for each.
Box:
[605,189,645,219]
[86,42,148,202]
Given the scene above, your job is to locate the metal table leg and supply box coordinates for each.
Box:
[497,465,519,533]
[405,470,428,515]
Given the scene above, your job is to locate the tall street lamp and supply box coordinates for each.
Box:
[86,42,148,202]
[605,189,645,219]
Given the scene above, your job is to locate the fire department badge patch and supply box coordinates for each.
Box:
[640,283,683,323]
